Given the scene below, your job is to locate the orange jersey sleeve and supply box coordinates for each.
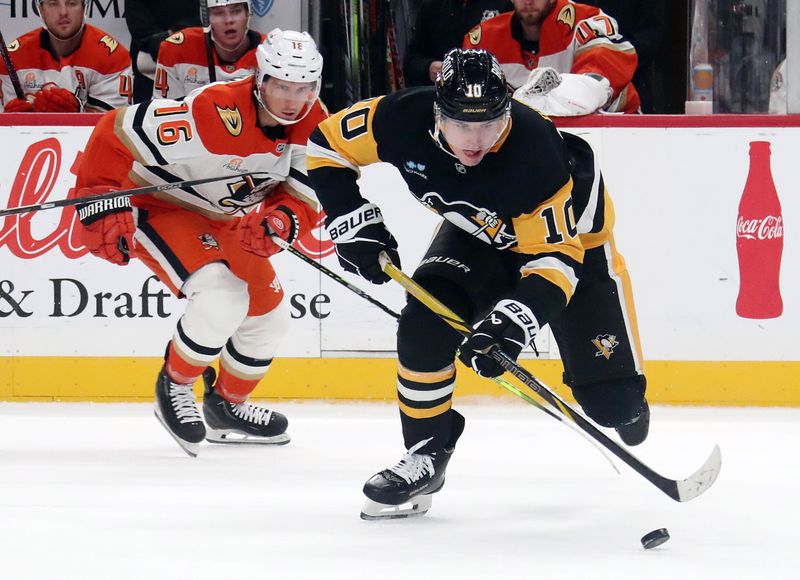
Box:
[465,0,639,112]
[75,108,137,191]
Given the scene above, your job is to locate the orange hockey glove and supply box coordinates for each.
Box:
[75,187,135,265]
[33,84,80,112]
[3,97,34,112]
[238,203,301,258]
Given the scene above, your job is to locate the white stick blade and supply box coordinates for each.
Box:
[676,444,722,502]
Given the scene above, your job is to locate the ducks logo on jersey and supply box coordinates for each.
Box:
[216,105,243,137]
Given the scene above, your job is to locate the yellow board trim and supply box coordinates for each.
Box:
[1,357,799,406]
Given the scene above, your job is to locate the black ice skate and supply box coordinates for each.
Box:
[615,399,650,446]
[154,365,206,457]
[201,367,290,445]
[361,410,465,520]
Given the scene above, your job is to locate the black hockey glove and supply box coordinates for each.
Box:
[326,202,401,284]
[458,299,540,378]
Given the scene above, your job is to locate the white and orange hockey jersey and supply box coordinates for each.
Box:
[0,25,132,112]
[76,76,326,219]
[464,0,640,113]
[153,28,265,100]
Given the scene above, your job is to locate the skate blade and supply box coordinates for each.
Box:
[153,409,200,458]
[205,428,290,446]
[360,495,433,520]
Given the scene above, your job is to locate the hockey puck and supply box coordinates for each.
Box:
[641,528,670,549]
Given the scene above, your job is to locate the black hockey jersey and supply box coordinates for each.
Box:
[308,86,612,317]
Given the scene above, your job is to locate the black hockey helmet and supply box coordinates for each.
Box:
[435,49,509,122]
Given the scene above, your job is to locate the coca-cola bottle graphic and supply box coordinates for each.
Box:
[736,141,784,319]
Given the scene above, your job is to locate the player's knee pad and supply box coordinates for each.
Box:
[229,299,289,360]
[570,375,647,428]
[178,262,250,350]
[397,277,471,371]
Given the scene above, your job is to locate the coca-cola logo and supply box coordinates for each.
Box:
[737,215,784,240]
[0,137,336,260]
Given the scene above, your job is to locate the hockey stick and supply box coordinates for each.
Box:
[378,253,722,503]
[199,0,217,84]
[0,173,257,218]
[0,27,25,100]
[271,235,402,320]
[273,234,617,469]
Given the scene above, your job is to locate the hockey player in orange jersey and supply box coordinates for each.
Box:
[154,0,265,100]
[0,0,132,113]
[74,29,326,456]
[464,0,640,115]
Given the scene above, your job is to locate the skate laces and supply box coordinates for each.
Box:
[168,384,202,424]
[230,401,273,425]
[389,437,435,484]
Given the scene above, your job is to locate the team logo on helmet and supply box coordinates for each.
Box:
[557,5,576,28]
[216,105,243,136]
[467,26,481,45]
[592,334,619,359]
[251,0,274,17]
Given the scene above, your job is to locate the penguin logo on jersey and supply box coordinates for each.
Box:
[216,105,243,136]
[420,192,516,249]
[592,334,619,359]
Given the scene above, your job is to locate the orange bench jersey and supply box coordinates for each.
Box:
[153,28,265,100]
[464,0,640,113]
[0,25,132,112]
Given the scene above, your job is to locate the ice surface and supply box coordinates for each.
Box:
[0,401,797,579]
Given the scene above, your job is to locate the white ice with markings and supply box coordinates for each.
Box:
[0,401,797,579]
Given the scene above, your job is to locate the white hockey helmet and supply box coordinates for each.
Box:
[205,0,251,11]
[254,28,323,125]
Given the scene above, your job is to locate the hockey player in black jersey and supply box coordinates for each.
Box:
[307,48,649,519]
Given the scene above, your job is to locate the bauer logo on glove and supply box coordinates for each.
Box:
[325,202,401,284]
[458,299,540,378]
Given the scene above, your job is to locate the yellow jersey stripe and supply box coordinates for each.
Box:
[399,399,453,419]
